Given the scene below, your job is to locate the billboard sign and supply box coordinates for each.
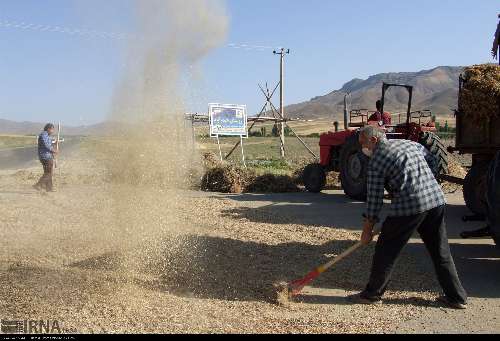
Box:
[209,104,247,137]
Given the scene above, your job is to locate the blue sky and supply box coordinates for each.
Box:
[0,0,498,126]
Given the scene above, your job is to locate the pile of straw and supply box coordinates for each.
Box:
[201,153,300,194]
[459,64,500,123]
[245,174,300,193]
[201,164,250,194]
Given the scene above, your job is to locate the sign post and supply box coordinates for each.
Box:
[209,104,248,166]
[216,134,223,162]
[240,135,246,168]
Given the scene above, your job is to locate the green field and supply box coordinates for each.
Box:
[196,135,320,175]
[80,133,321,178]
[0,135,37,150]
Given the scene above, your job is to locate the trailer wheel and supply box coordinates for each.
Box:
[419,132,449,175]
[487,153,500,247]
[340,134,368,201]
[303,163,326,193]
[463,162,490,216]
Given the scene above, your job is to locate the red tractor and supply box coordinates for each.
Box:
[303,82,449,199]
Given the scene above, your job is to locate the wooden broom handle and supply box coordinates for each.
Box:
[321,227,382,272]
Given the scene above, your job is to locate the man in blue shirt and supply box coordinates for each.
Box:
[33,123,58,192]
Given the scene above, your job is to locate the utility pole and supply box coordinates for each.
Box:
[274,48,290,158]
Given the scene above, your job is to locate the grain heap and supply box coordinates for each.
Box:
[441,157,468,193]
[459,64,500,123]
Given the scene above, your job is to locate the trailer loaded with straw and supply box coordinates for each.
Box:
[447,64,500,246]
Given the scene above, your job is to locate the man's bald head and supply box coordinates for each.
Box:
[359,126,386,157]
[360,125,386,141]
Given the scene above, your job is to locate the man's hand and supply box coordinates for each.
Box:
[361,219,376,246]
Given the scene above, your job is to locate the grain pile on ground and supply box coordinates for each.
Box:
[441,156,468,194]
[459,64,500,123]
[10,151,110,187]
[325,171,341,190]
[441,139,471,167]
[0,166,451,333]
[273,281,293,306]
[447,158,467,179]
[11,169,39,182]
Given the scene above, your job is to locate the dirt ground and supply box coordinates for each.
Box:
[0,145,499,334]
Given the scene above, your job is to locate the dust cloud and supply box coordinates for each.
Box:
[99,0,228,278]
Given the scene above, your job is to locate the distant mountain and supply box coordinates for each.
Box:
[0,119,44,135]
[0,119,127,136]
[286,66,464,120]
[2,66,464,134]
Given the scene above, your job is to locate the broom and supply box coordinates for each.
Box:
[286,227,382,298]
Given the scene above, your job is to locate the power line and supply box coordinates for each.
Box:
[0,19,282,52]
[227,43,280,51]
[0,19,129,40]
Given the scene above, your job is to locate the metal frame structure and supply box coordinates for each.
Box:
[380,82,414,128]
[186,48,318,163]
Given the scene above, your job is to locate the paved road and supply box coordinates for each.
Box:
[220,190,500,333]
[0,138,81,170]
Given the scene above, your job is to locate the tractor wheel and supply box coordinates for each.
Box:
[463,161,490,216]
[303,163,327,193]
[418,132,449,175]
[339,134,369,201]
[487,153,500,247]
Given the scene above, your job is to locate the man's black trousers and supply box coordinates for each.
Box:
[362,205,468,304]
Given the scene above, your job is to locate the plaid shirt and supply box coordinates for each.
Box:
[365,139,445,221]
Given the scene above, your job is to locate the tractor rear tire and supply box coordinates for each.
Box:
[463,161,490,216]
[419,132,449,175]
[303,163,327,193]
[339,134,369,201]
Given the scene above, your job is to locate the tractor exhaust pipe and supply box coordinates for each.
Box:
[343,93,350,130]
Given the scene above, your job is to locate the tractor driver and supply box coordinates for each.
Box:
[368,100,392,126]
